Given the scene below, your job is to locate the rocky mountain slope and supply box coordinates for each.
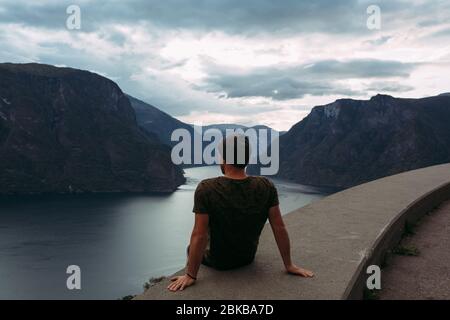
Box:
[0,63,185,194]
[128,95,193,147]
[273,94,450,189]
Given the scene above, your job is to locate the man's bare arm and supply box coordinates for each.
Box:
[186,213,209,277]
[268,205,314,277]
[168,213,209,291]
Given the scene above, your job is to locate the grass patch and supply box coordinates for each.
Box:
[392,245,420,256]
[380,251,392,269]
[364,288,380,300]
[403,220,417,238]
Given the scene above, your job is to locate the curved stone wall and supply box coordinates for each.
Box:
[136,163,450,300]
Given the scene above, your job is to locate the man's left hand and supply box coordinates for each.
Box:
[167,274,196,292]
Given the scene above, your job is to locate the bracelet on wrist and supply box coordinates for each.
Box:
[186,273,197,280]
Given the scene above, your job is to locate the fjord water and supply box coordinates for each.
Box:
[0,166,325,299]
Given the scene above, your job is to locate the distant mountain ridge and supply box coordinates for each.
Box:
[127,95,193,147]
[270,93,450,189]
[0,63,185,194]
[128,95,280,145]
[202,123,276,133]
[128,95,280,167]
[4,62,443,193]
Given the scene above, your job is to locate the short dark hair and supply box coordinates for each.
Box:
[219,134,251,169]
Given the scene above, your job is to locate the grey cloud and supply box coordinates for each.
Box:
[366,81,414,93]
[365,36,392,46]
[304,59,416,78]
[203,76,361,100]
[0,0,425,36]
[201,59,417,100]
[0,0,442,127]
[159,59,189,71]
[428,28,450,38]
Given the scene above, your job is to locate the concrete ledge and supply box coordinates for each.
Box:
[136,163,450,300]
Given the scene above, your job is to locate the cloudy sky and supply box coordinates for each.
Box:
[0,0,449,130]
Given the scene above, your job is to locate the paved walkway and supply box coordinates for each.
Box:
[380,200,450,300]
[135,164,450,300]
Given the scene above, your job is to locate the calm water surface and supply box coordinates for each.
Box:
[0,166,325,299]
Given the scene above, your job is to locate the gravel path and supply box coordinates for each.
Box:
[380,200,450,300]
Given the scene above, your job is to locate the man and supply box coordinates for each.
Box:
[168,134,314,292]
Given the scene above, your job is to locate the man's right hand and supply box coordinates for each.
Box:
[167,274,196,292]
[286,264,314,277]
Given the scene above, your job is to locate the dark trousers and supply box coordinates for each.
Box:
[186,245,254,270]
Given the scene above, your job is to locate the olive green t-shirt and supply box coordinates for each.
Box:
[192,176,279,270]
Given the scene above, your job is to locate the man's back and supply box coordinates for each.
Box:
[169,134,313,292]
[193,176,279,270]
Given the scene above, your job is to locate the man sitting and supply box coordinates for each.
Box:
[168,134,314,291]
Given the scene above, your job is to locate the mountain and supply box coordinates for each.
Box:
[128,96,280,166]
[0,63,185,195]
[127,95,193,146]
[271,94,450,189]
[128,96,281,146]
[202,123,279,137]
